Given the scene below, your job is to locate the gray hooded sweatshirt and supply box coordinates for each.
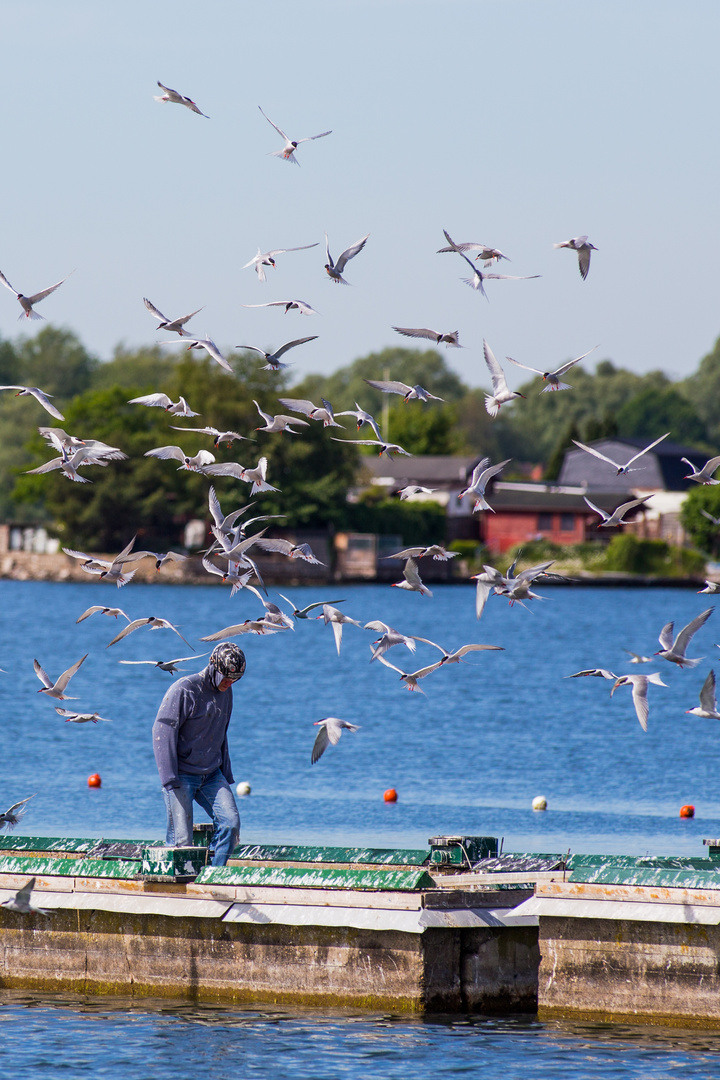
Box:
[152,666,234,789]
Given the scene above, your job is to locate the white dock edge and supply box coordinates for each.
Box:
[0,889,232,919]
[514,894,720,926]
[221,903,538,933]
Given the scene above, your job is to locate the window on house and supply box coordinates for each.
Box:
[560,513,575,532]
[537,512,553,531]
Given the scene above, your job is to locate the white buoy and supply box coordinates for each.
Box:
[236,781,252,797]
[532,795,547,811]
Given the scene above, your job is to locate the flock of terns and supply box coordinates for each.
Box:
[0,81,719,913]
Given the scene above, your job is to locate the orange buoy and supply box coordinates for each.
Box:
[87,773,102,788]
[383,788,398,803]
[679,804,695,818]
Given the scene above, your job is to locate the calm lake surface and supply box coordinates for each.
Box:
[1,578,719,1077]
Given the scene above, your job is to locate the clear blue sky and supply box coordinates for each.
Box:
[1,1,718,389]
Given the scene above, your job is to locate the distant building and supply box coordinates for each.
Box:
[558,437,697,493]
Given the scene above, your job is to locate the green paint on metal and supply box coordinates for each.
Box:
[0,836,159,854]
[197,864,435,891]
[568,854,715,872]
[141,846,207,880]
[0,854,141,878]
[231,843,432,866]
[569,865,720,890]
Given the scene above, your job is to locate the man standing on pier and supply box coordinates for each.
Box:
[152,643,244,866]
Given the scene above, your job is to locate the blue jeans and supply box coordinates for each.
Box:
[162,769,240,866]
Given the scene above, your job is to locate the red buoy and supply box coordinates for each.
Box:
[679,804,695,818]
[383,788,398,803]
[87,773,102,788]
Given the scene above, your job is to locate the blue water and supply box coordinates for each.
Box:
[2,579,720,1076]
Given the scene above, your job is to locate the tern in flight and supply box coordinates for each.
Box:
[316,604,362,655]
[611,673,667,731]
[383,544,457,562]
[106,617,193,650]
[55,708,113,724]
[655,608,713,668]
[154,81,209,117]
[76,606,130,624]
[237,336,318,371]
[241,299,319,316]
[458,457,512,513]
[392,327,462,348]
[277,396,342,426]
[253,400,310,434]
[311,717,360,764]
[1,877,51,915]
[436,239,510,266]
[553,235,598,280]
[331,437,411,459]
[169,425,252,449]
[482,341,525,417]
[278,596,345,620]
[583,495,652,528]
[397,485,436,500]
[572,433,670,476]
[144,445,217,473]
[440,230,539,298]
[0,385,64,420]
[686,670,720,719]
[242,245,319,283]
[504,346,599,392]
[119,654,207,675]
[0,269,72,320]
[128,393,199,416]
[392,557,432,597]
[165,335,232,373]
[334,403,382,440]
[143,298,203,336]
[682,456,720,485]
[0,795,36,830]
[254,538,325,564]
[33,654,88,700]
[376,653,444,695]
[324,233,369,285]
[699,581,720,594]
[258,105,331,165]
[364,379,444,403]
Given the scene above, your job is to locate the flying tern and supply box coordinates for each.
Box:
[324,233,369,285]
[278,595,344,619]
[553,235,598,280]
[392,557,432,597]
[55,708,112,724]
[205,456,279,495]
[106,616,193,650]
[169,425,252,448]
[458,457,511,512]
[143,298,203,335]
[334,404,382,440]
[611,673,667,731]
[316,604,362,655]
[0,795,36,830]
[240,299,319,316]
[0,385,64,420]
[392,327,462,348]
[200,619,285,641]
[656,608,713,668]
[686,669,720,719]
[128,393,199,416]
[383,544,457,562]
[504,346,599,392]
[1,877,50,915]
[682,456,720,485]
[144,445,216,473]
[119,654,208,675]
[364,379,444,403]
[258,105,331,165]
[397,485,436,500]
[436,240,510,265]
[253,400,310,434]
[62,535,140,587]
[583,495,652,528]
[0,270,72,320]
[33,654,88,699]
[166,336,233,373]
[237,336,317,371]
[572,433,670,475]
[76,606,130,624]
[376,653,444,694]
[482,341,525,417]
[154,81,209,117]
[699,581,720,594]
[277,396,342,426]
[330,437,411,459]
[311,717,360,764]
[254,538,325,564]
[242,245,319,283]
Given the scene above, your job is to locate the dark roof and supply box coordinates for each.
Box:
[558,437,698,492]
[363,454,480,486]
[490,484,630,512]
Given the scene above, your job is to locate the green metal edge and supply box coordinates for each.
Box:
[196,864,436,891]
[231,843,431,866]
[568,854,714,871]
[568,865,720,889]
[0,836,158,854]
[0,854,140,878]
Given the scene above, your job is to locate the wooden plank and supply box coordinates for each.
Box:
[432,871,566,888]
[0,872,75,893]
[187,882,429,909]
[537,879,720,909]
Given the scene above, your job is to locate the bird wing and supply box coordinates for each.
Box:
[699,669,718,713]
[402,558,424,587]
[144,445,185,462]
[15,878,37,907]
[392,327,437,342]
[568,668,618,679]
[625,432,670,468]
[143,298,169,322]
[334,235,369,273]
[627,679,650,731]
[551,345,599,377]
[384,547,424,560]
[701,456,720,477]
[296,130,332,144]
[26,275,71,305]
[583,496,608,521]
[504,356,543,377]
[277,397,319,416]
[484,273,541,282]
[331,621,344,655]
[32,659,53,689]
[615,497,651,521]
[106,619,150,648]
[674,608,713,656]
[311,725,330,764]
[273,336,318,359]
[128,393,172,408]
[258,105,290,142]
[452,643,504,658]
[572,440,621,469]
[0,270,18,294]
[482,341,510,397]
[411,659,446,680]
[478,458,511,487]
[55,654,88,692]
[364,379,411,396]
[254,537,292,556]
[75,606,108,623]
